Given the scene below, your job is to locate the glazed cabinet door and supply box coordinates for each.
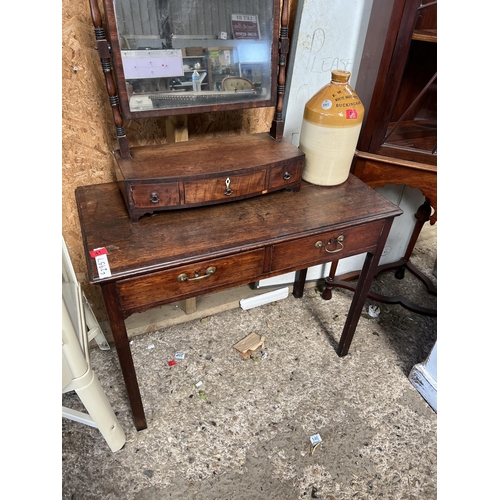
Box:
[358,0,437,166]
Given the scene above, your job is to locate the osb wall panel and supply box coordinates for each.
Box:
[62,0,296,322]
[63,0,117,320]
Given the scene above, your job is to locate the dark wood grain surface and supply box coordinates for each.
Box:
[76,175,402,283]
[76,174,403,430]
[114,133,304,179]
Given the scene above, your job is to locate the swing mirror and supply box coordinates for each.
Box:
[102,0,280,119]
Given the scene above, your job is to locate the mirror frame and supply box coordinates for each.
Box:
[101,0,281,120]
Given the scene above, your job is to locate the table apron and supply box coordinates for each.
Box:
[113,220,385,315]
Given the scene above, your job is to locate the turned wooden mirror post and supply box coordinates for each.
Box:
[89,0,131,158]
[270,0,289,140]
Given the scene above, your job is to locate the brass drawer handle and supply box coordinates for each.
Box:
[283,171,291,180]
[177,266,216,282]
[315,235,344,254]
[150,192,160,203]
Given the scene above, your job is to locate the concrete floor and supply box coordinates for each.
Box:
[62,223,437,500]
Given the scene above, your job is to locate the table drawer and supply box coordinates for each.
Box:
[117,249,266,311]
[271,220,386,271]
[131,183,180,209]
[184,170,267,204]
[268,161,303,190]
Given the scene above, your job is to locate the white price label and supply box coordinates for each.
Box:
[95,253,112,278]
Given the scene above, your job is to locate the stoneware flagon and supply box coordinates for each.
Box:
[299,70,364,186]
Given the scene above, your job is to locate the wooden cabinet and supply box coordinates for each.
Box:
[349,0,437,313]
[358,0,437,164]
[354,0,437,218]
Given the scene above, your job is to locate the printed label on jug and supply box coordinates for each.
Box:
[346,109,358,119]
[321,99,332,110]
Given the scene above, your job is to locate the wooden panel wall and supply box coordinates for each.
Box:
[62,0,298,321]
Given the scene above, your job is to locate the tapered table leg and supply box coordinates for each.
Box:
[101,282,147,431]
[336,220,394,356]
[337,252,377,356]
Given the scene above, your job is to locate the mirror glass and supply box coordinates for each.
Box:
[106,0,278,118]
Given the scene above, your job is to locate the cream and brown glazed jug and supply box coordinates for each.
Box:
[299,70,364,186]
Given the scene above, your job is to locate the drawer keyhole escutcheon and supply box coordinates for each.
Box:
[283,171,291,180]
[315,235,345,253]
[150,192,160,204]
[177,266,217,282]
[225,177,233,196]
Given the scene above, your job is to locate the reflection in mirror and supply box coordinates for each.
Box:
[111,0,275,112]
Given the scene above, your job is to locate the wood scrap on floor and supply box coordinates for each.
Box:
[233,332,265,359]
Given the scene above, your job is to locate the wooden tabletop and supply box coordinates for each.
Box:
[76,175,402,283]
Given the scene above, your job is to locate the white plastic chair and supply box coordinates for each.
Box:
[62,237,126,452]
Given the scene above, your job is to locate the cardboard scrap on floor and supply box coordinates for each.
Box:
[233,332,265,358]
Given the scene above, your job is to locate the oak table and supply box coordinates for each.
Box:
[76,175,402,430]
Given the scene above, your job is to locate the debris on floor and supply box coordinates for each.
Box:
[368,305,381,318]
[233,332,266,358]
[310,433,322,445]
[310,434,323,455]
[239,287,289,310]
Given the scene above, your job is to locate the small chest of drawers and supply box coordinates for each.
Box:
[114,133,305,221]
